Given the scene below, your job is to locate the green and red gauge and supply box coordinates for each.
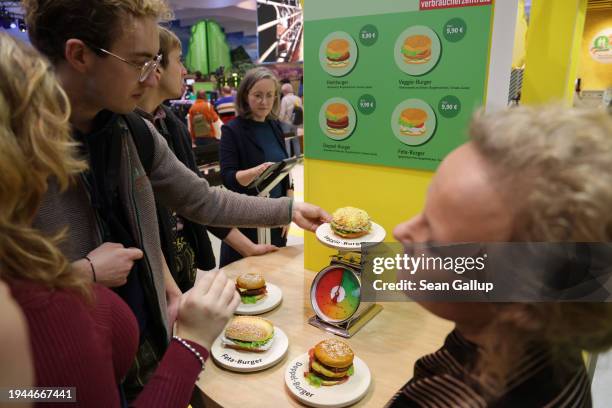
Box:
[311,266,361,323]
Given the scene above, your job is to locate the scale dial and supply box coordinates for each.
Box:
[310,266,361,323]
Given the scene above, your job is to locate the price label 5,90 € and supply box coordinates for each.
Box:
[438,95,461,119]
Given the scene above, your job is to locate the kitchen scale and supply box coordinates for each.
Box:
[309,222,385,338]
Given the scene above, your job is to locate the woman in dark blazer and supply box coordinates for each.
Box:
[219,67,293,267]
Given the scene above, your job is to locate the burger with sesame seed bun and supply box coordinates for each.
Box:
[222,316,274,352]
[305,339,355,387]
[330,206,372,238]
[236,273,267,304]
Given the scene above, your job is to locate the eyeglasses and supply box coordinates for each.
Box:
[87,44,162,83]
[249,93,276,103]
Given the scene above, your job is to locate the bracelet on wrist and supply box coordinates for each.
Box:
[172,336,206,371]
[84,256,96,282]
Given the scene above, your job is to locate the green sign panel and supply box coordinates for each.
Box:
[305,1,493,170]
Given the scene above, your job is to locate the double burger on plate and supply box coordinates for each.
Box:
[399,108,428,136]
[325,39,350,68]
[305,339,355,387]
[330,207,372,239]
[236,273,267,304]
[222,316,274,352]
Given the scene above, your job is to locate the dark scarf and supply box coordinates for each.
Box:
[75,111,169,402]
[75,111,134,245]
[74,110,149,332]
[74,111,134,241]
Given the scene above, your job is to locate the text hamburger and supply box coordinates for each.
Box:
[330,206,371,239]
[222,316,274,352]
[401,35,432,64]
[236,273,267,304]
[304,339,355,387]
[325,103,349,136]
[399,108,427,136]
[326,39,350,68]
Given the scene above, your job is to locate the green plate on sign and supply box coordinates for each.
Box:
[319,97,357,141]
[319,31,359,77]
[394,25,441,76]
[391,99,437,146]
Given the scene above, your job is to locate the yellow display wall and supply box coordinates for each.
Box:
[512,0,528,68]
[522,0,587,105]
[578,8,612,91]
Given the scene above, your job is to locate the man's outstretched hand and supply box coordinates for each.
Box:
[291,202,332,232]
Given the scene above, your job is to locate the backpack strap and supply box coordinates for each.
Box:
[123,112,154,175]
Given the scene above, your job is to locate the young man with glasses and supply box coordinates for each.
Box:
[87,42,163,83]
[136,26,278,296]
[22,0,329,400]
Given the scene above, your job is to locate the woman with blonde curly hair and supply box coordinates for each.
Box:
[388,105,612,407]
[0,33,240,407]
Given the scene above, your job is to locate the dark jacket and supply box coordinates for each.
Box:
[138,106,230,277]
[34,115,293,333]
[33,113,293,395]
[219,116,292,197]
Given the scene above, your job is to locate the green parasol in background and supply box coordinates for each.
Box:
[185,20,231,75]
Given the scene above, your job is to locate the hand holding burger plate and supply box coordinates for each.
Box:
[316,207,385,251]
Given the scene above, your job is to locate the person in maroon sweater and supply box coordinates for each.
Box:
[0,280,33,408]
[0,32,240,408]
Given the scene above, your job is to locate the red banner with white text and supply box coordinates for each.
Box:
[420,0,492,10]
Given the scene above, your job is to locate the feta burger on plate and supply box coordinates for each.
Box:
[236,272,267,304]
[305,339,355,387]
[222,316,274,352]
[330,206,372,239]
